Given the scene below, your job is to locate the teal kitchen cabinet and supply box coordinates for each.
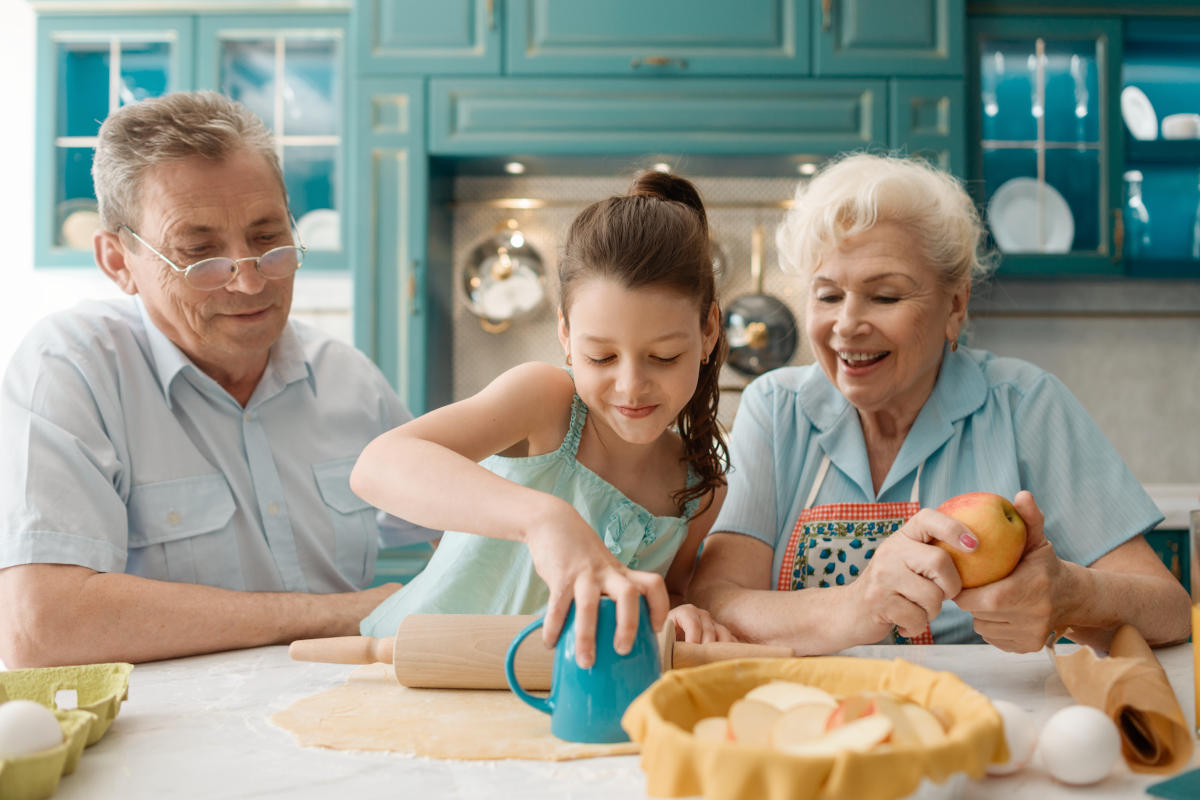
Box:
[505,0,811,76]
[428,78,886,156]
[814,0,964,77]
[969,5,1200,278]
[196,14,350,270]
[32,7,349,271]
[353,0,501,76]
[890,79,966,175]
[34,15,194,268]
[1146,529,1189,594]
[348,78,435,407]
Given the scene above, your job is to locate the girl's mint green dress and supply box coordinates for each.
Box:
[360,395,698,636]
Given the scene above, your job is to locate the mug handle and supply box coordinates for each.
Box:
[505,615,553,715]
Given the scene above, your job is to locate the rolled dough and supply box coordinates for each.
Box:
[270,663,640,761]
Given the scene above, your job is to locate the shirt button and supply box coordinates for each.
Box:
[267,503,279,516]
[166,511,181,526]
[244,413,252,422]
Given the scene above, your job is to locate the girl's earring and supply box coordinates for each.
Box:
[701,354,709,365]
[566,353,573,366]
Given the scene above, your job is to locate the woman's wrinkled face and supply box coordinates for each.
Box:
[558,277,719,446]
[805,221,967,421]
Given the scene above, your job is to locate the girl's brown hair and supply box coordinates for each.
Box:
[559,171,729,516]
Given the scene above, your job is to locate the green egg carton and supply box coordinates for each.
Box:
[0,663,133,800]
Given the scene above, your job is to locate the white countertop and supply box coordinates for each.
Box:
[40,642,1197,799]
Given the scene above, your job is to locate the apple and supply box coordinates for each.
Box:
[692,716,731,742]
[777,714,894,756]
[744,681,839,711]
[726,698,782,746]
[898,702,948,745]
[935,491,1028,588]
[824,693,877,731]
[770,703,836,748]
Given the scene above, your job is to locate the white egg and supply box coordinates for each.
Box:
[0,699,64,759]
[986,699,1038,775]
[1037,704,1122,785]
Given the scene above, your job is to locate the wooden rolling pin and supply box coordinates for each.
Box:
[289,613,794,690]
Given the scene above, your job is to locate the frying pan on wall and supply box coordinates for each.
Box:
[722,223,798,377]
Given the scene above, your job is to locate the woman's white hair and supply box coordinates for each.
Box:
[92,90,285,232]
[777,152,995,291]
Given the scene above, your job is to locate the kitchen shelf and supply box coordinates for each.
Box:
[1126,139,1200,164]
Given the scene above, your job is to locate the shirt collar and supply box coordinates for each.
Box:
[798,345,989,499]
[137,297,316,409]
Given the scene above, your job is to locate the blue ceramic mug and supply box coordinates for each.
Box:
[504,596,661,743]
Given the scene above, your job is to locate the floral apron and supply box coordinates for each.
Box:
[776,454,934,644]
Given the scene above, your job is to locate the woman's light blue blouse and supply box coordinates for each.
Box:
[711,346,1164,643]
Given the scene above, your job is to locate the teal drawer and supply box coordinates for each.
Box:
[1146,529,1188,595]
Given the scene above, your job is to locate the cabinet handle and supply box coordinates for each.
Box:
[822,0,833,32]
[630,56,688,70]
[1112,208,1123,263]
[486,0,495,31]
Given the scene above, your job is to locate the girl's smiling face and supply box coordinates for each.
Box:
[806,221,968,422]
[559,277,719,445]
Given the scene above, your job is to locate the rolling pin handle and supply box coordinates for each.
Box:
[288,636,396,665]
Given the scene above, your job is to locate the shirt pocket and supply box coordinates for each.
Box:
[126,473,241,589]
[313,456,378,585]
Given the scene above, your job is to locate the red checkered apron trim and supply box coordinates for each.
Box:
[776,459,934,645]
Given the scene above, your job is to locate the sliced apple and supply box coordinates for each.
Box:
[744,681,839,712]
[898,702,948,746]
[727,699,782,746]
[691,716,730,742]
[929,706,955,733]
[867,694,921,747]
[770,703,835,748]
[825,693,877,731]
[778,714,894,756]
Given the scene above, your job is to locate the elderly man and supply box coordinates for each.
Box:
[0,91,434,668]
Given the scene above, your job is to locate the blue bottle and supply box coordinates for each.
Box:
[1123,169,1151,259]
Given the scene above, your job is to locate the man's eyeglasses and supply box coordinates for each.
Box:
[119,222,306,291]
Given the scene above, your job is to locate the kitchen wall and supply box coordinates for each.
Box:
[450,173,1200,486]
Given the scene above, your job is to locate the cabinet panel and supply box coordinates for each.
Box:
[196,14,349,271]
[968,16,1124,277]
[354,0,500,76]
[350,79,430,411]
[889,79,966,177]
[506,0,810,76]
[35,15,194,269]
[814,0,963,76]
[429,78,886,155]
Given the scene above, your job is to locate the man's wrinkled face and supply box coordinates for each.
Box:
[119,149,295,382]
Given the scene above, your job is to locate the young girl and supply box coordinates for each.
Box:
[350,171,730,667]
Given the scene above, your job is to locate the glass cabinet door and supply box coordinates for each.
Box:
[198,16,346,269]
[970,17,1123,276]
[35,17,193,267]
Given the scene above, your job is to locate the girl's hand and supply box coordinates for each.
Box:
[667,604,736,643]
[524,500,670,668]
[845,509,975,643]
[954,492,1063,652]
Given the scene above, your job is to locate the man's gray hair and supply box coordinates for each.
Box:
[92,90,285,231]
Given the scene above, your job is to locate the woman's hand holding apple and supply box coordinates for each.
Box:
[954,492,1068,652]
[847,509,975,642]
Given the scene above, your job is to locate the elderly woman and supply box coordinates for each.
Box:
[689,153,1189,653]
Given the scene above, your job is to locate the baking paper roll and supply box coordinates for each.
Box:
[1052,624,1193,774]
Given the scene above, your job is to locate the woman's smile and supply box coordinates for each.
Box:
[616,404,658,418]
[837,350,890,371]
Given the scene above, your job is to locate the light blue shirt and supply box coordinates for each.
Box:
[712,346,1164,643]
[1,297,435,593]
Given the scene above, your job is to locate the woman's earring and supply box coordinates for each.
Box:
[701,354,709,365]
[565,353,572,366]
[949,338,959,352]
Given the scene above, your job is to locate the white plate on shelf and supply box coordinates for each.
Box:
[56,198,100,250]
[987,178,1075,254]
[296,209,340,251]
[1121,85,1158,141]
